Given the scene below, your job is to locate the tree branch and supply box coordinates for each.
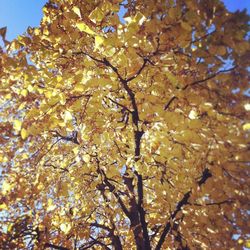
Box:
[191,199,234,207]
[44,243,69,250]
[135,171,151,250]
[52,130,79,145]
[155,168,212,250]
[126,57,149,83]
[164,96,177,110]
[106,96,132,113]
[183,66,237,90]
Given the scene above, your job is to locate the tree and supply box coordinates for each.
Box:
[0,0,249,249]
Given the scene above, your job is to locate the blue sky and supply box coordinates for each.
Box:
[0,0,249,41]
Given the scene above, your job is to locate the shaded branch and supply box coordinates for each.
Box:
[44,243,69,250]
[52,130,79,145]
[183,66,237,90]
[96,163,131,219]
[164,96,177,110]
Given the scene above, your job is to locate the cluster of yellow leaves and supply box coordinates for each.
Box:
[0,0,249,249]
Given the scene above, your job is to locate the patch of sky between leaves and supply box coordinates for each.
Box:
[118,0,127,24]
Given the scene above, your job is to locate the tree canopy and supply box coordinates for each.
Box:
[0,0,249,249]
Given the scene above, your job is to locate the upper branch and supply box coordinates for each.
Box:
[126,57,149,83]
[164,66,237,109]
[183,66,237,90]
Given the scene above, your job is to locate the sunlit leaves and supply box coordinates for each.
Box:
[89,7,105,23]
[95,35,105,49]
[76,22,96,35]
[244,103,250,111]
[47,198,56,212]
[20,128,28,140]
[242,123,250,131]
[13,120,22,131]
[63,110,73,122]
[0,0,249,249]
[60,223,71,234]
[188,109,198,120]
[72,6,81,18]
[1,180,12,195]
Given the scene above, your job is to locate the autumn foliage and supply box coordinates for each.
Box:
[0,0,249,249]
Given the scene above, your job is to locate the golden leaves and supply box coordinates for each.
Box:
[13,120,22,131]
[20,128,28,140]
[72,6,81,18]
[165,71,178,87]
[89,7,105,23]
[244,103,250,111]
[47,198,56,212]
[188,110,198,120]
[63,110,73,122]
[243,123,250,131]
[1,180,12,195]
[82,154,91,163]
[0,1,249,249]
[76,22,96,35]
[20,89,28,97]
[60,223,71,234]
[95,35,105,49]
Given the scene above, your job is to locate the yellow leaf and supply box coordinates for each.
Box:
[2,181,12,195]
[238,238,243,244]
[59,93,66,105]
[103,47,116,57]
[76,22,96,35]
[60,223,71,234]
[21,128,28,140]
[20,89,28,97]
[0,203,7,210]
[64,111,73,122]
[47,198,56,212]
[83,154,90,163]
[188,110,198,120]
[57,75,63,82]
[73,147,79,155]
[244,103,250,111]
[95,35,105,49]
[89,7,104,23]
[13,120,22,131]
[166,72,178,86]
[27,84,33,92]
[74,84,85,92]
[245,239,250,248]
[243,123,250,131]
[72,6,81,17]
